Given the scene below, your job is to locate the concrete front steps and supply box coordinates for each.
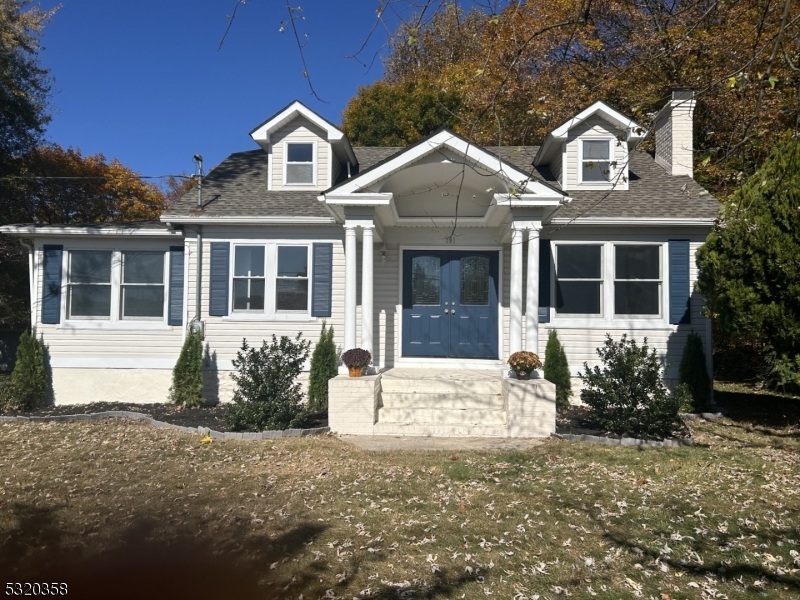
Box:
[377,368,507,433]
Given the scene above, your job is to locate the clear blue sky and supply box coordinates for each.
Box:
[37,0,391,182]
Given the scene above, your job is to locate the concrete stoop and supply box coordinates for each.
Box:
[328,368,556,438]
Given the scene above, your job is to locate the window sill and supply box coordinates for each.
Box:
[58,321,174,331]
[222,313,317,323]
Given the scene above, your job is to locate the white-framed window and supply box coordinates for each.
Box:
[580,139,614,183]
[233,246,266,311]
[285,142,315,185]
[555,244,603,315]
[614,244,661,316]
[66,249,168,322]
[67,250,112,319]
[276,246,309,311]
[550,241,668,323]
[230,243,311,315]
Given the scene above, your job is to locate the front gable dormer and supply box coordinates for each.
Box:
[535,101,645,192]
[250,101,357,191]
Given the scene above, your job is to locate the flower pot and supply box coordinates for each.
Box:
[348,366,364,377]
[516,372,531,380]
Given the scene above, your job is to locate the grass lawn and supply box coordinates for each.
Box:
[1,385,798,599]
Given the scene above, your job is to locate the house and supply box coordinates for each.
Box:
[0,89,718,437]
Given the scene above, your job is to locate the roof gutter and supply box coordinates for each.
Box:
[547,217,716,226]
[158,216,336,225]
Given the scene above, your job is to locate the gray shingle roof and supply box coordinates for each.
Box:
[164,150,331,219]
[165,142,719,221]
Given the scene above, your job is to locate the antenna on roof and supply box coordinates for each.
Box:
[193,154,203,207]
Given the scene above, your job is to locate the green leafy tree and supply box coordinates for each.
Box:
[678,331,711,411]
[543,329,572,412]
[341,78,463,147]
[0,328,47,411]
[307,321,337,412]
[580,335,681,438]
[169,327,204,408]
[225,334,311,432]
[696,135,800,390]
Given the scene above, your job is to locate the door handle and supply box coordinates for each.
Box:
[451,310,456,315]
[444,309,449,314]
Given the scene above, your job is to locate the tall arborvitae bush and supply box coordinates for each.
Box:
[0,329,47,411]
[169,326,204,407]
[679,331,711,411]
[544,329,572,412]
[307,321,337,412]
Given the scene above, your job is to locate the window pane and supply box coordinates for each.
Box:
[122,286,164,318]
[615,282,660,315]
[616,245,659,279]
[460,255,490,306]
[277,247,308,277]
[70,251,111,284]
[583,140,610,159]
[233,278,264,310]
[582,161,611,182]
[411,256,441,305]
[276,279,308,311]
[234,246,264,277]
[69,285,111,317]
[287,143,313,162]
[123,252,164,284]
[557,245,601,279]
[286,163,313,184]
[556,281,601,314]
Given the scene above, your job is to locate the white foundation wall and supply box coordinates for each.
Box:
[51,368,173,405]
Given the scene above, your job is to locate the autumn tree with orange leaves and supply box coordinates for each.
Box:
[343,0,800,198]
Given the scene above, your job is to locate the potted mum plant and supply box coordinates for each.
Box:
[341,348,372,377]
[508,351,542,380]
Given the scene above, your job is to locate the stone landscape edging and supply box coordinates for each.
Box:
[551,432,694,447]
[0,411,330,440]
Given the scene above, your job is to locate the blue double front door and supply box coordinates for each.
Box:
[402,250,499,359]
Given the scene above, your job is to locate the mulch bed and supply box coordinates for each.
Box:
[2,402,328,433]
[5,402,689,442]
[556,405,692,442]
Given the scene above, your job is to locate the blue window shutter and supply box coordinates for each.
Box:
[168,246,185,326]
[41,245,63,324]
[669,240,691,324]
[538,239,551,323]
[312,243,333,317]
[209,242,230,317]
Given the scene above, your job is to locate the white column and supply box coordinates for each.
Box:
[509,226,524,355]
[526,227,540,354]
[361,225,374,359]
[344,224,357,352]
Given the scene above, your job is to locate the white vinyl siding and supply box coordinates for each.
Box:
[184,227,345,368]
[564,116,629,190]
[270,116,330,190]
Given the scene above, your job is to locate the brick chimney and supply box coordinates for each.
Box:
[654,88,695,177]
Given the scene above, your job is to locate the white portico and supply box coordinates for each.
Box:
[320,129,567,370]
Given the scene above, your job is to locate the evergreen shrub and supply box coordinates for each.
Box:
[307,321,337,411]
[580,334,681,438]
[225,334,310,432]
[543,329,572,412]
[169,326,205,407]
[679,331,711,411]
[0,329,47,411]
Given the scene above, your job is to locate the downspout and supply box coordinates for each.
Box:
[19,240,34,330]
[192,155,204,333]
[195,226,202,324]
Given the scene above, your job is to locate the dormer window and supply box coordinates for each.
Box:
[581,140,613,182]
[285,142,315,185]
